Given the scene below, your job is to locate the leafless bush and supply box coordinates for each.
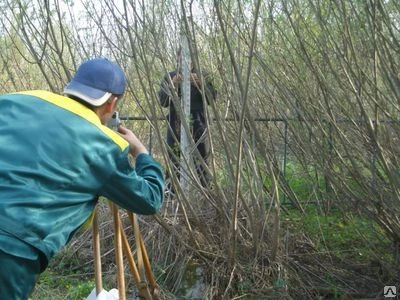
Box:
[1,0,399,298]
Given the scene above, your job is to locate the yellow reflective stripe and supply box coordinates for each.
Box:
[16,90,129,151]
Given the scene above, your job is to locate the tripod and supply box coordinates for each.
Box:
[92,203,160,300]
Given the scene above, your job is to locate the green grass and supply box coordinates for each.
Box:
[282,206,392,264]
[31,269,95,300]
[279,162,394,264]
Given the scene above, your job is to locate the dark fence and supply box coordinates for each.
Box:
[121,115,395,205]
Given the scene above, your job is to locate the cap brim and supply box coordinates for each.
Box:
[64,80,112,107]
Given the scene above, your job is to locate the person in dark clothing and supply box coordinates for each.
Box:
[158,54,216,190]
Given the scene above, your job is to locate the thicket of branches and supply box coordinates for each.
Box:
[1,0,399,298]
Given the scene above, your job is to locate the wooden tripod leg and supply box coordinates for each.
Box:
[112,203,126,300]
[139,233,160,299]
[93,205,103,295]
[128,212,160,298]
[120,224,152,300]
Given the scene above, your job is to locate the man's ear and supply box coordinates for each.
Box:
[105,96,119,114]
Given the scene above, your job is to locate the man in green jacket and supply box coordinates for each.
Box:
[0,58,165,299]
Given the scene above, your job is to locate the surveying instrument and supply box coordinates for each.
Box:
[90,112,160,299]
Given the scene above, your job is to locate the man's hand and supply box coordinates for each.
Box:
[173,73,202,88]
[190,73,202,87]
[172,74,182,87]
[117,126,148,158]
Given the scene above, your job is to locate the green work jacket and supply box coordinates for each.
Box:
[0,90,164,270]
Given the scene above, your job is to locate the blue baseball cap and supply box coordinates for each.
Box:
[64,58,127,107]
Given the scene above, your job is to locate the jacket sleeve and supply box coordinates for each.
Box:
[100,152,165,215]
[158,73,173,107]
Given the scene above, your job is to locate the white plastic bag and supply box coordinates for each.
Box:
[86,287,119,300]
